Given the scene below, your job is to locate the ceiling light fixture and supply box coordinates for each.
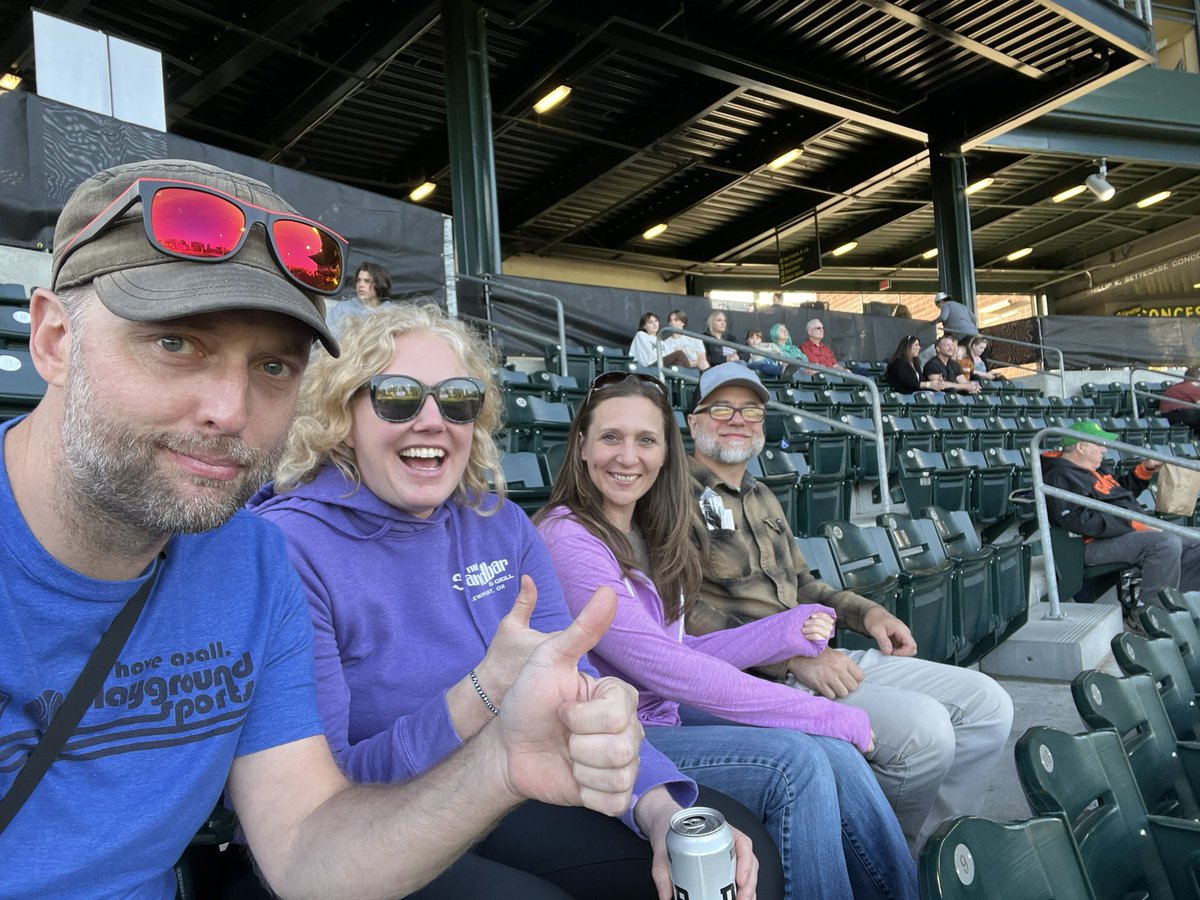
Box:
[831,241,858,256]
[768,148,803,170]
[1137,190,1171,209]
[922,248,938,260]
[965,177,994,195]
[533,84,572,114]
[1052,184,1086,203]
[1085,158,1115,201]
[0,73,21,91]
[643,223,668,239]
[1006,247,1033,261]
[409,181,436,202]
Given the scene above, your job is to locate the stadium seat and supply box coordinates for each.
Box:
[1111,633,1200,743]
[919,814,1094,900]
[0,347,47,420]
[788,452,850,537]
[1140,605,1200,698]
[898,449,971,514]
[503,395,572,454]
[820,521,903,652]
[748,449,798,531]
[945,448,1013,523]
[1160,587,1200,632]
[1016,726,1200,900]
[1071,670,1200,819]
[0,298,31,346]
[497,452,552,516]
[876,512,956,665]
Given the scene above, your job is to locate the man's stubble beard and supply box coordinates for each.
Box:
[692,429,764,466]
[56,340,284,547]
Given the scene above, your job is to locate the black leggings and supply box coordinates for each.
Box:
[410,786,783,900]
[206,786,783,899]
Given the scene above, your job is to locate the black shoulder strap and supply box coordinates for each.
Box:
[0,553,164,837]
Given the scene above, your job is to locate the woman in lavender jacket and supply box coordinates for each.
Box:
[248,304,767,900]
[534,371,917,900]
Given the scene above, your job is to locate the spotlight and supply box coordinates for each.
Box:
[1085,159,1115,202]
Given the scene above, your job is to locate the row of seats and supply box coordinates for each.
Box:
[797,509,1029,668]
[0,283,40,422]
[922,589,1200,900]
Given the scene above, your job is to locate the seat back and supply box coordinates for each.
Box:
[877,512,956,664]
[0,347,47,419]
[1160,587,1200,633]
[794,536,844,591]
[1072,670,1200,819]
[1112,633,1200,743]
[820,522,903,649]
[1015,726,1173,900]
[1141,606,1200,696]
[919,815,1095,900]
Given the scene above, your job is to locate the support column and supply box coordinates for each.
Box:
[929,142,978,316]
[442,0,502,277]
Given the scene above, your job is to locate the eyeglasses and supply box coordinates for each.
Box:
[585,371,668,404]
[365,375,486,424]
[54,178,348,295]
[694,404,766,423]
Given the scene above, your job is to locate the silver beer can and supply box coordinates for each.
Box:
[666,806,737,900]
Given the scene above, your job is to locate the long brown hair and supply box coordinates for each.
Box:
[535,375,700,623]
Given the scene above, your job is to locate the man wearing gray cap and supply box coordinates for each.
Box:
[685,363,1013,855]
[0,159,643,898]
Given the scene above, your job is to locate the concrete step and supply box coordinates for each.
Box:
[980,601,1123,680]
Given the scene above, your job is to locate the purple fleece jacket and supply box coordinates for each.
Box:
[538,508,872,751]
[247,466,696,830]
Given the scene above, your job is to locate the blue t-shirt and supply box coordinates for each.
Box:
[0,418,324,898]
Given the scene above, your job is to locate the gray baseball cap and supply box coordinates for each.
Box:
[695,362,770,408]
[52,158,340,356]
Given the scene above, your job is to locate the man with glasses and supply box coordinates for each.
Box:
[685,363,1013,855]
[0,159,645,898]
[797,319,846,372]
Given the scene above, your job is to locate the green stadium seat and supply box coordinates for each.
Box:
[1111,633,1200,743]
[876,511,956,665]
[1140,605,1200,697]
[819,521,904,652]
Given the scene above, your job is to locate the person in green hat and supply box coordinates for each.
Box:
[1040,420,1200,607]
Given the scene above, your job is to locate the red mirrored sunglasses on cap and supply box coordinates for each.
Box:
[54,178,348,295]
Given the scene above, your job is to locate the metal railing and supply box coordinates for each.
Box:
[457,274,568,376]
[459,314,565,366]
[1127,367,1200,420]
[1029,426,1200,619]
[979,333,1067,399]
[656,326,892,511]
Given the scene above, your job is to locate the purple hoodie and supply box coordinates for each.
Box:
[247,465,696,830]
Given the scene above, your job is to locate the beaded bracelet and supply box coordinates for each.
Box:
[468,668,500,716]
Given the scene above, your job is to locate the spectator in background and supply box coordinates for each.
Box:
[893,304,913,319]
[923,336,980,394]
[629,312,663,367]
[704,310,743,367]
[661,309,709,371]
[1160,367,1200,436]
[932,291,977,341]
[1041,421,1200,615]
[745,329,787,378]
[883,335,941,394]
[961,335,1003,383]
[768,323,807,364]
[798,319,846,371]
[327,262,395,334]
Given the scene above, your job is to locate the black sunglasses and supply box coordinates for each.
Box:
[365,375,486,424]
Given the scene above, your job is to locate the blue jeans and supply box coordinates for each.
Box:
[645,724,916,900]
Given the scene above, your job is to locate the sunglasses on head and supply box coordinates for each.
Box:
[366,375,486,424]
[585,371,668,403]
[54,178,348,295]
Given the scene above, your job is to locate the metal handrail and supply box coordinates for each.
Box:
[657,326,891,511]
[457,274,568,376]
[1126,367,1200,419]
[1030,426,1200,619]
[978,333,1067,399]
[459,314,565,363]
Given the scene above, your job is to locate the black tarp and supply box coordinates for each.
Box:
[0,92,447,299]
[1038,315,1200,368]
[480,275,934,365]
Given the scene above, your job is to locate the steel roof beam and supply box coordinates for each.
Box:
[588,18,927,143]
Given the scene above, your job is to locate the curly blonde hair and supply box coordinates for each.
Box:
[273,302,506,511]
